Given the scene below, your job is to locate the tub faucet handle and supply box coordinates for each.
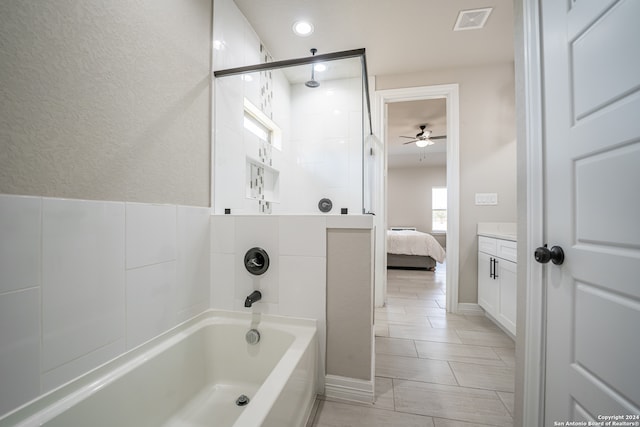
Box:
[244,248,269,275]
[247,257,262,268]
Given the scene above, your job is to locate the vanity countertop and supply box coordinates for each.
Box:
[477,222,517,242]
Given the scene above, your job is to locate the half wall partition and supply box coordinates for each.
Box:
[213,49,373,215]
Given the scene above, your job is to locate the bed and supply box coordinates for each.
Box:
[387,228,446,270]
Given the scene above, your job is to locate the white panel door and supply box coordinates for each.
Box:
[540,0,640,422]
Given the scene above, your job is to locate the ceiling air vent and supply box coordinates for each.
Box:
[453,8,493,31]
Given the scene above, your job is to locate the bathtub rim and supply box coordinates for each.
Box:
[0,309,317,427]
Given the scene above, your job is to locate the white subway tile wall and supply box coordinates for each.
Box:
[279,216,326,257]
[126,261,177,348]
[212,0,363,216]
[125,202,177,269]
[176,206,211,321]
[41,198,126,374]
[0,195,41,293]
[0,195,43,414]
[0,288,40,414]
[0,194,211,417]
[210,214,330,390]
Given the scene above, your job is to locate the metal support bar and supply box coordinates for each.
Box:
[213,48,366,77]
[360,54,373,135]
[213,48,373,135]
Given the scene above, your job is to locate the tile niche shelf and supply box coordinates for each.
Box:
[246,156,280,203]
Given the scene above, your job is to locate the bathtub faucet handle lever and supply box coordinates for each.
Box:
[247,257,262,268]
[244,248,269,275]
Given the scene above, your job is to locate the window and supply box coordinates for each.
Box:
[243,98,282,149]
[243,112,271,143]
[432,187,447,232]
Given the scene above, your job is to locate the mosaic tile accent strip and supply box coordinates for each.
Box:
[259,43,274,120]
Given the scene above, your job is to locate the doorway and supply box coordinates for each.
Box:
[373,84,460,312]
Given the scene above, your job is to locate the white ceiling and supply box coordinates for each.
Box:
[387,99,447,168]
[232,0,514,168]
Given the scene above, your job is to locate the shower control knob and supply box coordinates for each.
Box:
[534,244,564,265]
[318,198,332,213]
[244,247,269,275]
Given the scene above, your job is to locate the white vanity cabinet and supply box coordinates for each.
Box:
[477,235,517,336]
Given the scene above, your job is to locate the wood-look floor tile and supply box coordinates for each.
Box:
[387,290,420,299]
[388,324,462,343]
[387,297,441,308]
[455,330,515,348]
[428,316,502,332]
[312,400,434,427]
[415,291,447,299]
[375,311,430,325]
[374,376,395,410]
[493,347,516,367]
[449,362,515,392]
[376,305,406,314]
[403,307,448,317]
[375,322,389,337]
[414,340,506,366]
[376,354,457,385]
[433,417,509,427]
[462,314,500,327]
[376,336,418,357]
[393,380,513,427]
[388,270,437,281]
[497,391,514,416]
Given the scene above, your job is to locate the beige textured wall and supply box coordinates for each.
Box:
[387,165,446,235]
[326,228,373,381]
[378,63,517,303]
[0,0,212,206]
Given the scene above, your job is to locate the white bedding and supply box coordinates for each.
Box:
[386,230,446,263]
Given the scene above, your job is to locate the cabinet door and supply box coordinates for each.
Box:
[497,258,517,336]
[478,251,498,316]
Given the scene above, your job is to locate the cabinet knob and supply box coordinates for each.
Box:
[534,244,564,265]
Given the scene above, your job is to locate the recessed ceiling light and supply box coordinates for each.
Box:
[314,64,326,72]
[293,21,314,37]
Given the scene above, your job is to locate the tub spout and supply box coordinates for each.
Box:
[245,290,262,307]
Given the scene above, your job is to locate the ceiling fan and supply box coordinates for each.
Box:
[400,125,446,147]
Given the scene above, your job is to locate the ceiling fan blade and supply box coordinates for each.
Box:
[430,135,447,140]
[400,136,416,139]
[402,140,418,145]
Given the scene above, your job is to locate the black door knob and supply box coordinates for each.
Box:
[534,244,564,265]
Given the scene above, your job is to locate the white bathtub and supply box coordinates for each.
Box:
[0,310,318,427]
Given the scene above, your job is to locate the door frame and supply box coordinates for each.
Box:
[516,0,545,425]
[373,84,460,312]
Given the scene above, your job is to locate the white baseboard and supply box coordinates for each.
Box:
[324,375,374,404]
[457,303,484,315]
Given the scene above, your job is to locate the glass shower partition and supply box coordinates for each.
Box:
[213,49,373,215]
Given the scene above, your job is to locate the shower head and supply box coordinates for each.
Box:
[305,48,320,88]
[305,76,320,88]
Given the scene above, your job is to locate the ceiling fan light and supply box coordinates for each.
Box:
[416,139,429,148]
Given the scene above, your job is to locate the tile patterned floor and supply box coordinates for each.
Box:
[309,264,515,427]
